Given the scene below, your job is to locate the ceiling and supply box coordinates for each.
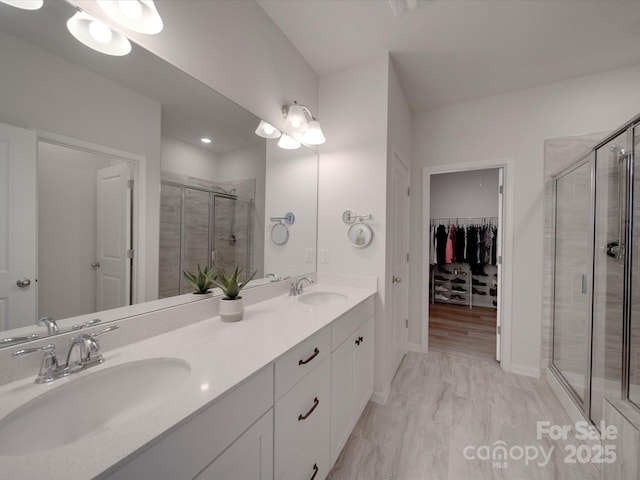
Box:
[257,0,640,112]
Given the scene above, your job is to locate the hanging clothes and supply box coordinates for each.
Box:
[435,224,448,265]
[455,226,464,262]
[445,225,455,263]
[491,226,498,265]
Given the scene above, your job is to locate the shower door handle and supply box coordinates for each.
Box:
[581,274,589,294]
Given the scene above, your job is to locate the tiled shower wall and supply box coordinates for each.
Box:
[158,177,256,298]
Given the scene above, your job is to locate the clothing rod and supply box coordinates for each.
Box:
[430,216,498,226]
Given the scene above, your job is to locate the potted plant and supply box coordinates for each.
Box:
[213,267,256,322]
[183,264,214,294]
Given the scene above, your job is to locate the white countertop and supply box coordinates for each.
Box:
[0,283,375,480]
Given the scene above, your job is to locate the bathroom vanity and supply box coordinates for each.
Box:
[0,279,375,480]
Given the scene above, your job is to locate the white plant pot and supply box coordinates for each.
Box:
[219,297,244,322]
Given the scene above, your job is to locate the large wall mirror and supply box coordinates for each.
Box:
[0,1,318,348]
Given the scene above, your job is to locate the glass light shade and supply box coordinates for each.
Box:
[67,11,132,56]
[277,134,301,150]
[0,0,43,9]
[283,103,308,132]
[97,0,163,35]
[255,120,281,139]
[302,120,326,145]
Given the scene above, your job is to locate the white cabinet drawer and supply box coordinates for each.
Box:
[331,298,374,351]
[275,355,331,479]
[281,411,330,480]
[275,326,330,400]
[107,365,274,480]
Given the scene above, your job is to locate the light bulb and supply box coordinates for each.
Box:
[263,124,274,135]
[201,138,212,144]
[89,21,113,44]
[119,0,143,19]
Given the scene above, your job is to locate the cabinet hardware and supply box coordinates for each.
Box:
[358,336,363,343]
[355,338,360,346]
[298,347,320,366]
[310,463,318,480]
[298,396,319,421]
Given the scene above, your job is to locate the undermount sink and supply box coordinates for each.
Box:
[0,357,190,456]
[298,291,348,306]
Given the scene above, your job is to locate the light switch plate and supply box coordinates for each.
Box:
[320,249,330,264]
[305,248,313,263]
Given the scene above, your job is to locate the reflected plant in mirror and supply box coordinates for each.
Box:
[0,0,318,348]
[183,265,214,295]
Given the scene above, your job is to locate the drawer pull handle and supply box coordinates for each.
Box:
[355,336,364,346]
[310,463,318,480]
[298,397,319,421]
[298,347,319,366]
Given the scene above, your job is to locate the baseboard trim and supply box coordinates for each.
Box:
[508,363,541,378]
[371,382,391,405]
[407,342,424,353]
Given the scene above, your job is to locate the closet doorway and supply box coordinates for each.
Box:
[426,167,503,363]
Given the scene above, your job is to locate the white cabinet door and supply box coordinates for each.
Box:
[330,335,355,465]
[195,410,273,480]
[353,317,374,418]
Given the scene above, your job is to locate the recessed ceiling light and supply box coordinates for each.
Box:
[201,137,212,144]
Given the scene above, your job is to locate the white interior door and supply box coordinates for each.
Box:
[391,151,410,374]
[0,123,37,330]
[496,167,504,362]
[96,163,132,311]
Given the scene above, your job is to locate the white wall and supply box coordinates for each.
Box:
[429,169,499,219]
[410,63,640,374]
[318,55,391,398]
[161,136,220,180]
[0,29,162,303]
[264,140,317,278]
[73,0,318,132]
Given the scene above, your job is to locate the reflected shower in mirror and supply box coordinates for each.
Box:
[0,1,318,347]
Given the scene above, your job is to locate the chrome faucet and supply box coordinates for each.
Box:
[13,325,120,384]
[12,344,60,383]
[38,316,59,336]
[65,325,119,369]
[290,277,314,296]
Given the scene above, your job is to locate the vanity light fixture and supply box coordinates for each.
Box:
[302,119,326,145]
[97,0,164,35]
[254,120,281,139]
[277,133,301,150]
[67,10,132,56]
[282,101,326,145]
[0,0,43,10]
[200,137,212,144]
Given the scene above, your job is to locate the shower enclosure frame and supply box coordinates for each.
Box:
[160,180,253,296]
[550,154,596,417]
[550,113,640,424]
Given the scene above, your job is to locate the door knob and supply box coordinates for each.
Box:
[91,262,101,269]
[392,276,402,284]
[16,278,31,288]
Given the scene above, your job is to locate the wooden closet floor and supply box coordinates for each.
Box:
[428,303,497,362]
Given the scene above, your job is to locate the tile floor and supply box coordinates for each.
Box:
[328,351,601,480]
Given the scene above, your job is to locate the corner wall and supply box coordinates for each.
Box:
[410,63,640,374]
[318,55,390,397]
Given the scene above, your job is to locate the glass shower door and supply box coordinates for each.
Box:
[629,124,640,409]
[552,159,593,407]
[590,131,629,424]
